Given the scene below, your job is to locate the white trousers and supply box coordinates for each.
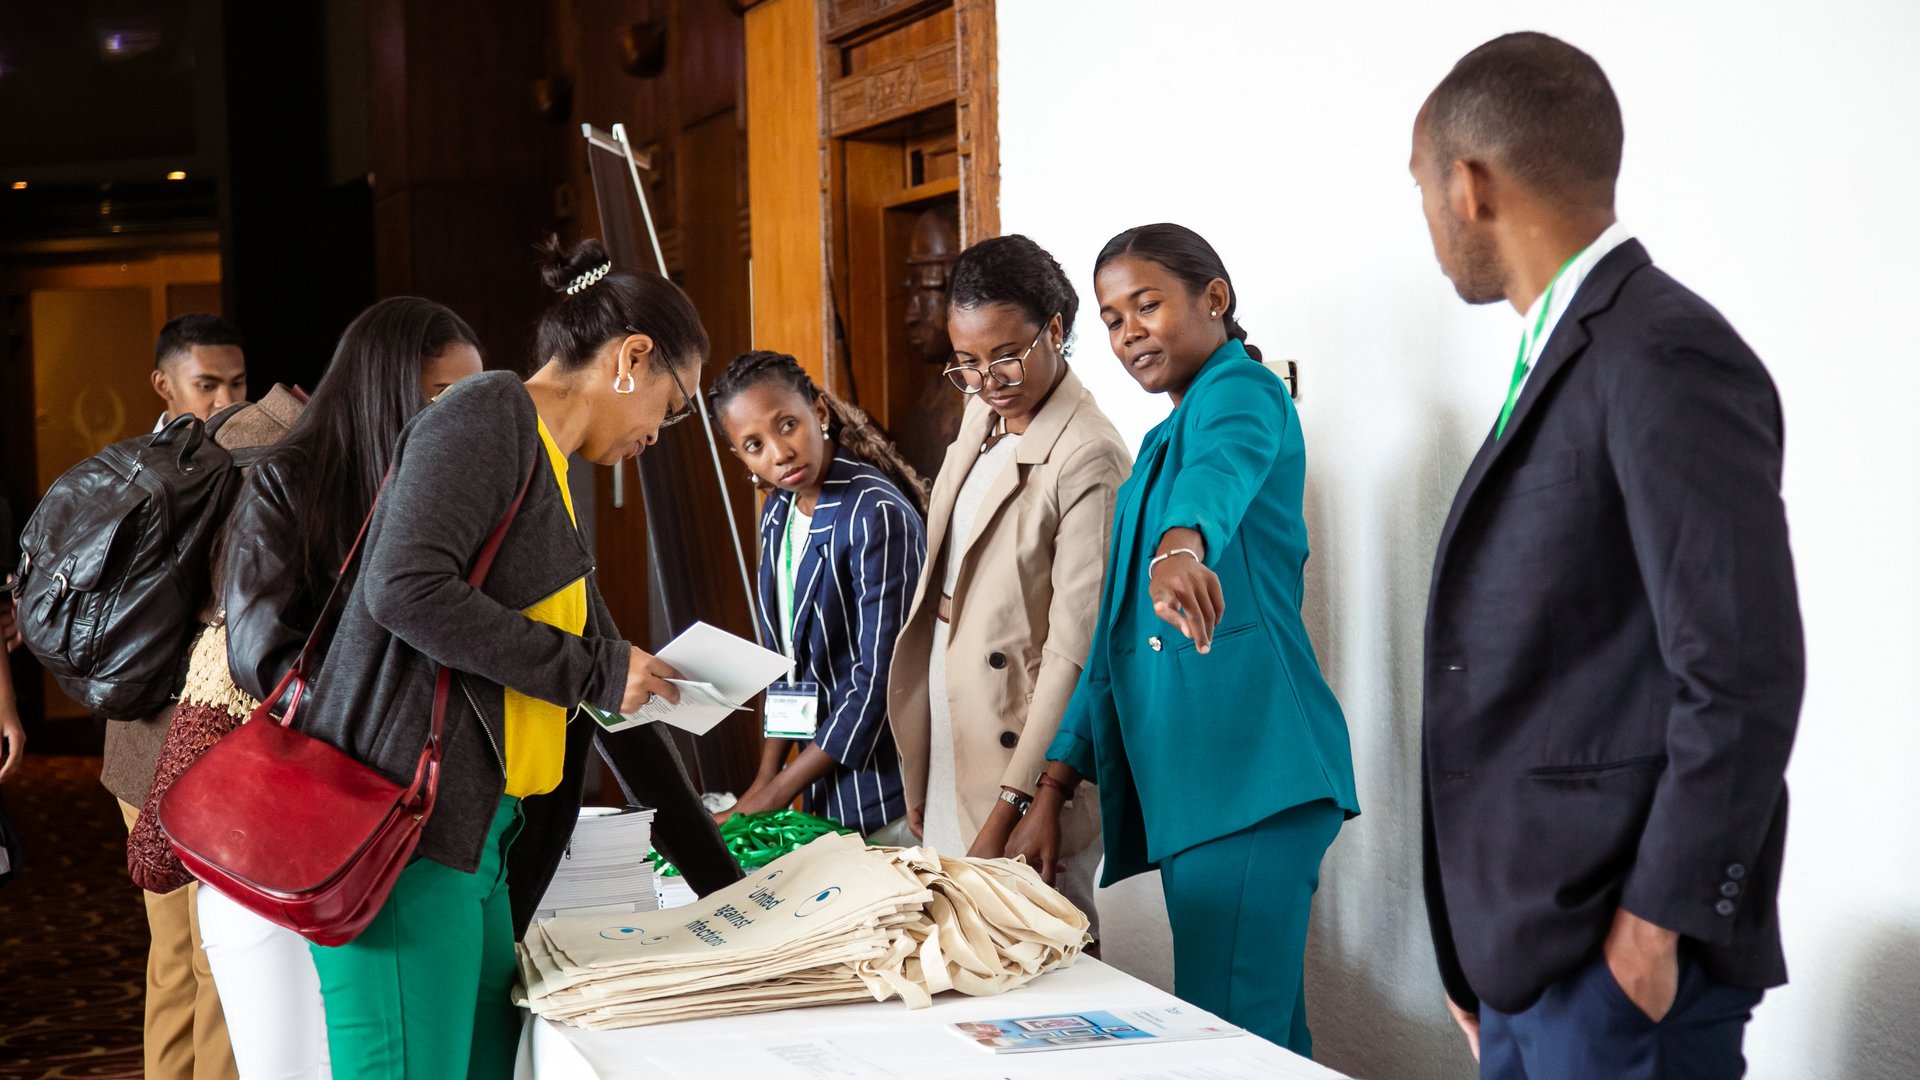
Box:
[197,884,332,1080]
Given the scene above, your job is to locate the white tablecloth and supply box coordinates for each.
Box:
[515,956,1351,1080]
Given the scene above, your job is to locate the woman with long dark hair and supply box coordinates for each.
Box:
[886,234,1128,932]
[213,296,483,1080]
[223,243,735,1080]
[707,350,926,840]
[1007,224,1359,1057]
[226,298,484,700]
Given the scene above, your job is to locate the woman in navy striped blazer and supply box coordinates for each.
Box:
[708,351,927,838]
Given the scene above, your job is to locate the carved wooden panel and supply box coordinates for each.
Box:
[827,39,957,136]
[953,0,998,245]
[824,0,940,41]
[745,0,995,436]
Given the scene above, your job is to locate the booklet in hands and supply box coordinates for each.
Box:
[581,621,791,736]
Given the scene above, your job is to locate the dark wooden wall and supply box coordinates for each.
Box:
[224,0,376,394]
[366,0,550,371]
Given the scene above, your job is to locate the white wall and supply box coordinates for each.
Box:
[996,3,1920,1078]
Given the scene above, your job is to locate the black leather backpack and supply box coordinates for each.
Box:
[12,412,245,720]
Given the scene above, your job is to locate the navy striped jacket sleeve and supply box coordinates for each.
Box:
[813,494,924,768]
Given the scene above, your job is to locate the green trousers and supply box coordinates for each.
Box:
[310,797,524,1080]
[1156,799,1344,1058]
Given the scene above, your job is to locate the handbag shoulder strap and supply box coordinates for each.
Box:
[405,461,537,808]
[266,477,384,721]
[263,458,539,733]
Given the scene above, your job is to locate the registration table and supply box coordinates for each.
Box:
[515,956,1352,1080]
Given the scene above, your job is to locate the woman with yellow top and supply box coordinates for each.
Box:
[222,239,735,1080]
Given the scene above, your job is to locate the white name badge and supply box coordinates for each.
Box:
[763,681,821,740]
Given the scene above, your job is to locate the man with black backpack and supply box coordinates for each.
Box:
[94,315,248,1080]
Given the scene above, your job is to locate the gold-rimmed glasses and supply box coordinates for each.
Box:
[942,320,1050,394]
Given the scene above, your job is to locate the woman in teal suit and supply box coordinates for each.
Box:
[1007,223,1358,1057]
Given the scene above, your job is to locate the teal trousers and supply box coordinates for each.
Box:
[310,796,524,1080]
[1156,799,1344,1058]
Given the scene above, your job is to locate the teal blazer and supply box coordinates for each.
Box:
[1047,339,1359,884]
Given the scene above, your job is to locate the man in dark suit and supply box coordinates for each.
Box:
[1410,32,1804,1078]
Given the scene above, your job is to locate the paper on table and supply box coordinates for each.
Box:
[952,1005,1241,1054]
[636,1039,902,1080]
[522,957,1354,1080]
[626,1042,1312,1080]
[582,622,792,736]
[1110,1060,1328,1080]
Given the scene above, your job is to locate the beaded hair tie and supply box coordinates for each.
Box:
[566,261,613,295]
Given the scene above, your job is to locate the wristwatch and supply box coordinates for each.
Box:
[998,788,1034,816]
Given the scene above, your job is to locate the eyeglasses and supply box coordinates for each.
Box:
[659,362,699,429]
[943,320,1050,394]
[625,324,700,429]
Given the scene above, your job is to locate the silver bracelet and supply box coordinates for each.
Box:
[998,788,1034,816]
[1148,547,1201,580]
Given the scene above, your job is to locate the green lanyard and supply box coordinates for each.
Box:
[1495,248,1587,440]
[778,506,808,658]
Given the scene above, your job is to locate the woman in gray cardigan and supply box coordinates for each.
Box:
[243,238,723,1080]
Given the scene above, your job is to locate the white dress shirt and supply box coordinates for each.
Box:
[1512,221,1635,398]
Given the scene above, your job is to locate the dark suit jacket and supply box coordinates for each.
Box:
[753,451,925,833]
[1422,240,1804,1015]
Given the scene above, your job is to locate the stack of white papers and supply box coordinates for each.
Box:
[533,806,659,922]
[517,832,1091,1030]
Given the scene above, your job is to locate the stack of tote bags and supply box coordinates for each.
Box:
[518,832,1089,1029]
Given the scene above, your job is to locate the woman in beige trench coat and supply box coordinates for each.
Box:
[886,234,1130,931]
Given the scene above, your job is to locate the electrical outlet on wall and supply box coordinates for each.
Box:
[1262,358,1300,400]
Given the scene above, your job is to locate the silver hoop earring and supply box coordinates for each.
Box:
[613,371,636,395]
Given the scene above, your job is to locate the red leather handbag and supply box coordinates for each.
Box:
[158,466,531,947]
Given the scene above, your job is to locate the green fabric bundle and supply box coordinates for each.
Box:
[651,809,858,877]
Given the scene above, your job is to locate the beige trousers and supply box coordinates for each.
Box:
[118,799,237,1080]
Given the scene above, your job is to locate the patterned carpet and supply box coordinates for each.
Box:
[0,755,146,1078]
